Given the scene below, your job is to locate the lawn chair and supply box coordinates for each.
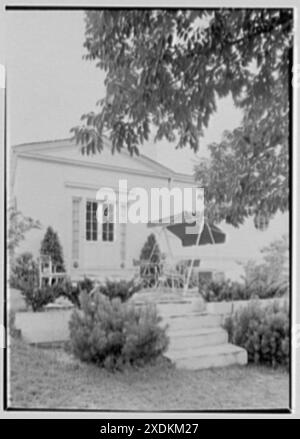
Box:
[39,255,67,288]
[140,260,162,288]
[155,261,186,291]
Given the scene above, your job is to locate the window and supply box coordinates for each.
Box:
[86,201,98,241]
[86,200,115,242]
[102,202,115,242]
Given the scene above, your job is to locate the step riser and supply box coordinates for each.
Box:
[162,315,222,331]
[168,349,248,370]
[168,331,228,350]
[159,311,205,320]
[158,307,206,318]
[157,302,206,317]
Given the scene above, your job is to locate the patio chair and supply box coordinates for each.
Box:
[132,259,158,289]
[175,259,201,284]
[39,254,67,288]
[140,260,162,288]
[155,261,186,291]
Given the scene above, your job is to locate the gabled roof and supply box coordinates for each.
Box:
[12,137,195,183]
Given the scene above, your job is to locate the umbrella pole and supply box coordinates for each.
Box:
[207,222,216,245]
[183,221,203,296]
[164,226,173,259]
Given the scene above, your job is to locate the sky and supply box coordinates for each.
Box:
[5,10,242,172]
[5,10,289,269]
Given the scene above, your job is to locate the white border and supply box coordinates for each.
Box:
[0,0,299,419]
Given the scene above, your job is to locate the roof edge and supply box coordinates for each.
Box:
[12,136,195,181]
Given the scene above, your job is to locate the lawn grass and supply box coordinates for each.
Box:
[8,338,289,411]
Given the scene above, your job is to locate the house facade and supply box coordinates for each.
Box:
[11,138,197,280]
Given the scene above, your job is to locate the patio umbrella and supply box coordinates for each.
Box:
[148,213,226,293]
[164,220,225,247]
[148,215,226,247]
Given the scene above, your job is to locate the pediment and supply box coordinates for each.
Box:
[14,138,176,177]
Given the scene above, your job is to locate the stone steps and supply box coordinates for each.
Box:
[154,295,248,370]
[157,306,206,319]
[168,327,228,350]
[166,343,247,370]
[162,313,222,331]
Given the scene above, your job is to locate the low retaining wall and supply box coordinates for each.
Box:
[15,290,206,344]
[15,309,73,344]
[206,297,288,316]
[14,294,288,346]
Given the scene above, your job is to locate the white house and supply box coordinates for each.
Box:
[10,137,199,281]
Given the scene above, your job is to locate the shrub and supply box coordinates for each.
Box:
[22,284,58,312]
[140,233,161,264]
[9,252,59,311]
[241,236,289,298]
[40,226,65,272]
[8,206,40,263]
[139,233,162,287]
[58,277,141,308]
[199,279,251,302]
[241,260,286,299]
[98,278,142,302]
[199,277,287,302]
[58,276,95,308]
[224,301,289,368]
[10,252,39,291]
[78,276,94,293]
[69,291,169,370]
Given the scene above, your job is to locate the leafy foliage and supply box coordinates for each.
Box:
[139,233,162,287]
[58,276,95,308]
[40,226,65,272]
[8,206,40,260]
[199,235,289,301]
[241,234,289,296]
[194,126,289,227]
[200,278,285,302]
[200,279,250,302]
[9,252,58,311]
[140,233,161,264]
[72,9,292,226]
[21,284,58,312]
[69,291,169,370]
[10,252,39,291]
[224,301,289,368]
[98,278,142,302]
[59,277,142,307]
